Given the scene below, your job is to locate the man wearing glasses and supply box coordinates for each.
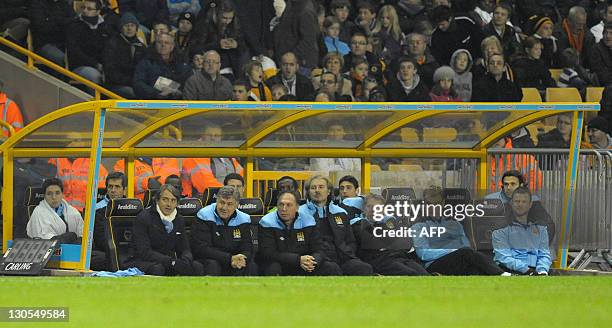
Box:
[537,113,573,148]
[342,32,382,73]
[183,50,233,100]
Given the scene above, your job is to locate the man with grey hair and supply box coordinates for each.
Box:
[183,50,233,100]
[191,186,254,275]
[394,32,439,87]
[554,6,596,67]
[299,175,373,275]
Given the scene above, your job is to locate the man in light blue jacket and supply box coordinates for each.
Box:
[493,186,552,275]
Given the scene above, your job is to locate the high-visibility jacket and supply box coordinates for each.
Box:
[490,138,543,191]
[182,158,243,197]
[48,158,108,212]
[113,158,181,199]
[0,93,24,137]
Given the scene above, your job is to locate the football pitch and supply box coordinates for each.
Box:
[1,276,610,327]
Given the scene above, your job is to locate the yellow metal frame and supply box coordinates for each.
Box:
[0,100,600,272]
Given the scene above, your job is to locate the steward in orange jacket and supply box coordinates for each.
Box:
[113,157,181,199]
[48,158,108,212]
[181,157,243,197]
[0,88,24,137]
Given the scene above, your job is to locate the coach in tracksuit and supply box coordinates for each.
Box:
[299,175,373,275]
[191,186,255,276]
[492,186,551,275]
[258,190,342,276]
[351,194,429,276]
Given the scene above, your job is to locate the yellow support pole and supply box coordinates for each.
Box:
[80,102,106,271]
[361,155,371,194]
[245,156,254,198]
[2,150,14,252]
[554,110,585,269]
[127,151,135,198]
[478,149,489,197]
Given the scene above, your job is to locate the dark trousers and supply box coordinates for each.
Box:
[427,248,504,276]
[262,261,342,276]
[201,259,258,276]
[372,257,430,276]
[340,258,374,276]
[129,259,204,276]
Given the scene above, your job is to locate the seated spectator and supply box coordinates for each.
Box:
[150,21,171,46]
[103,13,147,99]
[317,71,352,101]
[429,66,462,101]
[492,187,552,275]
[259,190,342,276]
[354,0,378,37]
[174,12,196,58]
[312,52,353,99]
[347,57,370,101]
[511,37,556,92]
[323,17,351,57]
[243,60,272,101]
[231,80,250,101]
[588,22,612,87]
[558,48,597,91]
[126,184,203,276]
[371,5,404,60]
[26,178,83,244]
[0,78,24,137]
[351,194,429,276]
[537,113,573,148]
[91,172,127,271]
[314,90,334,101]
[272,0,319,74]
[583,116,612,149]
[133,32,192,100]
[472,36,514,80]
[189,49,204,73]
[0,0,29,45]
[342,32,383,74]
[66,0,111,92]
[412,187,509,276]
[183,50,232,100]
[310,121,361,171]
[395,32,440,88]
[527,15,559,69]
[166,0,200,25]
[197,1,245,79]
[29,0,73,66]
[223,173,245,197]
[266,52,315,101]
[471,54,523,102]
[590,2,612,43]
[482,2,522,58]
[554,6,595,69]
[330,0,356,43]
[300,175,373,275]
[430,5,484,65]
[450,49,474,101]
[270,84,288,101]
[386,57,430,101]
[182,123,243,197]
[191,186,254,276]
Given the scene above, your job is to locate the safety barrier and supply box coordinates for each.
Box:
[488,149,612,250]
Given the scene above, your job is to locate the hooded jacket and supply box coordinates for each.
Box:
[450,49,474,101]
[386,73,430,102]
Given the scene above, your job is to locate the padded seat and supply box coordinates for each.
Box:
[177,198,203,232]
[105,198,143,271]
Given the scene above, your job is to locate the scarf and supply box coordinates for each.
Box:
[156,204,177,233]
[563,19,584,53]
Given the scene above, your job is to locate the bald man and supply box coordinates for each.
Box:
[184,50,233,100]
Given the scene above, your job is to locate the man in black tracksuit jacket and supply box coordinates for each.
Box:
[258,191,341,276]
[299,175,373,275]
[351,194,429,276]
[190,186,254,276]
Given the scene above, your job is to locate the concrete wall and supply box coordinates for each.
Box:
[0,50,90,125]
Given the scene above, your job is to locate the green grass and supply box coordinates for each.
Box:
[0,276,611,327]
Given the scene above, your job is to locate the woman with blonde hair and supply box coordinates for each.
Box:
[372,5,404,60]
[473,36,514,80]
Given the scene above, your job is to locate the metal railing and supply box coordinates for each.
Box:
[488,149,612,250]
[0,36,123,100]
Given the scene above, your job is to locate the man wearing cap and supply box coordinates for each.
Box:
[430,5,484,65]
[175,12,196,57]
[183,50,232,100]
[0,78,24,138]
[588,22,612,86]
[103,12,147,99]
[583,116,612,149]
[266,52,314,101]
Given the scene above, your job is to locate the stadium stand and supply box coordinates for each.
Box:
[546,87,583,102]
[521,88,543,102]
[586,87,605,103]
